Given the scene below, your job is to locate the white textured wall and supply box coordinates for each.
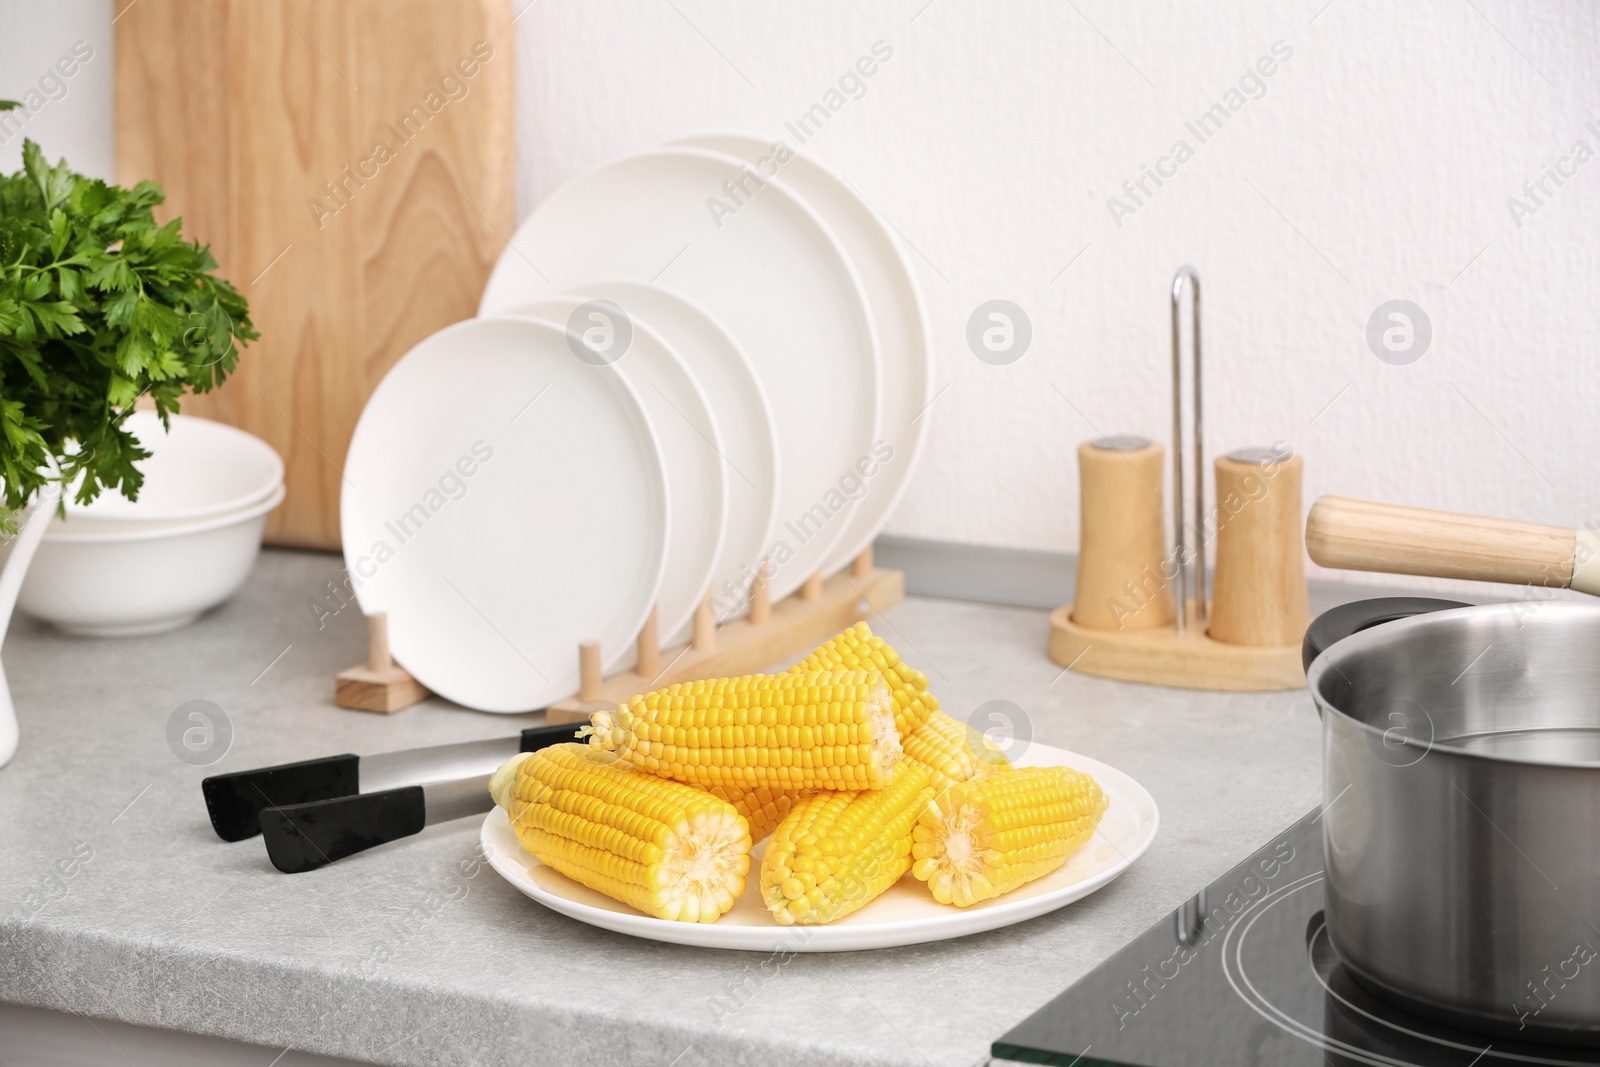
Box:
[515,0,1600,575]
[8,1,1598,577]
[0,0,112,179]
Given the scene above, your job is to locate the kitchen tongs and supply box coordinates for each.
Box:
[201,723,578,873]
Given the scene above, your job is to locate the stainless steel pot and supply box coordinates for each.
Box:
[1304,597,1600,1043]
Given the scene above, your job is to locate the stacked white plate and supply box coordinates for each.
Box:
[341,135,933,713]
[19,411,285,636]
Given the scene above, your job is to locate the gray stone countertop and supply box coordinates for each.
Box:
[0,548,1327,1066]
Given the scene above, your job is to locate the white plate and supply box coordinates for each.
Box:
[551,281,780,633]
[675,135,934,575]
[479,147,881,601]
[341,317,668,712]
[517,299,727,653]
[481,742,1158,952]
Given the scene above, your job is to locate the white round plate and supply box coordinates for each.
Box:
[479,147,881,601]
[481,742,1158,952]
[518,299,727,653]
[550,282,780,634]
[341,317,668,712]
[674,135,934,575]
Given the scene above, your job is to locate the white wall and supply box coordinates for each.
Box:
[7,1,1597,579]
[514,0,1600,576]
[0,0,113,179]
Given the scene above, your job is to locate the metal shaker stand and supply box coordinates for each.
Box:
[1170,265,1206,633]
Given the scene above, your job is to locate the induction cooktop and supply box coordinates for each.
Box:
[993,807,1600,1066]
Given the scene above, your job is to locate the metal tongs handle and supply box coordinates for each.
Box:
[202,723,577,842]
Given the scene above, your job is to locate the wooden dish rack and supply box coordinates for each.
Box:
[336,549,903,723]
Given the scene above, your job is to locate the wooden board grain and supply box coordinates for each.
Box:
[115,0,514,549]
[1306,494,1576,588]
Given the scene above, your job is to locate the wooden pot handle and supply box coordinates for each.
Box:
[1305,495,1600,594]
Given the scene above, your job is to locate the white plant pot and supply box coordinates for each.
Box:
[0,484,63,769]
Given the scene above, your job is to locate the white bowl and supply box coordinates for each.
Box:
[63,411,283,524]
[18,484,285,636]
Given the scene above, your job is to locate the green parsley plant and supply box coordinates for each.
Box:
[0,113,256,533]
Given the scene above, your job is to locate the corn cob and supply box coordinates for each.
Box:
[760,761,935,925]
[790,622,938,738]
[912,766,1107,908]
[727,623,943,832]
[582,671,901,791]
[489,744,751,923]
[902,710,1012,793]
[704,781,803,843]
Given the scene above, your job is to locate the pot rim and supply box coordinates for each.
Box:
[1307,598,1600,771]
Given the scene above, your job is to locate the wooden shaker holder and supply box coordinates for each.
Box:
[1047,267,1308,692]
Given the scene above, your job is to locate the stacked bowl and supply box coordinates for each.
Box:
[18,411,285,636]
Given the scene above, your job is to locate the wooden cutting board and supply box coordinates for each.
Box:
[115,0,514,549]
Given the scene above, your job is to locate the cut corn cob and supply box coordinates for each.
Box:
[760,761,935,925]
[704,781,803,843]
[690,620,940,833]
[582,671,900,791]
[902,710,1012,793]
[912,766,1107,908]
[489,744,751,923]
[790,622,938,738]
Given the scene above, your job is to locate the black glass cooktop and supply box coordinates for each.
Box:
[994,807,1600,1067]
